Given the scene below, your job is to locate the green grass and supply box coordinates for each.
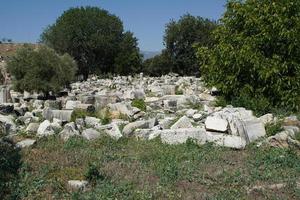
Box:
[71,109,91,122]
[10,136,300,199]
[295,132,300,141]
[71,108,111,125]
[131,99,146,112]
[175,86,184,95]
[265,121,284,137]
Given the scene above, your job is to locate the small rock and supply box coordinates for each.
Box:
[206,132,246,149]
[199,93,215,101]
[186,109,197,118]
[68,180,88,191]
[65,100,81,109]
[37,120,55,137]
[104,123,122,140]
[170,116,193,129]
[82,128,102,140]
[122,120,149,136]
[192,113,203,122]
[16,139,36,148]
[85,116,102,129]
[60,122,80,141]
[26,122,40,133]
[259,113,274,125]
[205,116,228,132]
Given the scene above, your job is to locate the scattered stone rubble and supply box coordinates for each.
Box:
[0,74,299,150]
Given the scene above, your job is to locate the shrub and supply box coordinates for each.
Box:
[7,45,77,96]
[71,109,91,122]
[0,139,22,199]
[101,109,112,125]
[265,121,283,137]
[295,132,300,141]
[197,0,300,113]
[175,86,183,95]
[84,163,105,183]
[131,99,146,112]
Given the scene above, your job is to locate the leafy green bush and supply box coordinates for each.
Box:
[7,45,77,95]
[0,139,22,199]
[101,109,112,125]
[295,132,300,141]
[131,99,146,111]
[175,86,183,95]
[197,0,300,113]
[265,121,283,137]
[84,163,105,183]
[71,109,91,122]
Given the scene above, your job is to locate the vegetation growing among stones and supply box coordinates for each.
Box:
[4,136,299,199]
[131,99,146,112]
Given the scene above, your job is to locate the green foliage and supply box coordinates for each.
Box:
[0,139,22,199]
[11,135,300,199]
[71,109,90,122]
[101,109,112,125]
[84,163,105,183]
[165,14,217,76]
[175,85,183,95]
[71,108,111,125]
[7,45,77,94]
[41,6,142,78]
[63,136,89,150]
[295,132,300,141]
[265,121,283,137]
[142,50,173,76]
[230,92,271,116]
[197,0,300,113]
[131,99,146,111]
[114,31,143,75]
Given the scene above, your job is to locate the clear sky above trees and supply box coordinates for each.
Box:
[0,0,226,51]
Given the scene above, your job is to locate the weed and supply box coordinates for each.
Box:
[101,109,112,125]
[131,99,146,111]
[295,132,300,141]
[11,134,300,199]
[71,109,90,122]
[265,121,283,137]
[84,163,105,183]
[175,86,183,95]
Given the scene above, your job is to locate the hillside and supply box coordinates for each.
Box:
[0,43,38,59]
[141,51,161,60]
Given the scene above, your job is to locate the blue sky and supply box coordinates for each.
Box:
[0,0,227,51]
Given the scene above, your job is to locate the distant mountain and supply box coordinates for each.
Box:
[141,51,161,60]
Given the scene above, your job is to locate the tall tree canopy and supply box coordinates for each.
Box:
[114,31,143,75]
[41,6,141,78]
[164,14,217,76]
[142,50,173,77]
[197,0,300,112]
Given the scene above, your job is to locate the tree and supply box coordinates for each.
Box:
[7,45,77,95]
[164,14,217,76]
[41,6,142,78]
[114,31,142,75]
[197,0,300,112]
[142,50,173,76]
